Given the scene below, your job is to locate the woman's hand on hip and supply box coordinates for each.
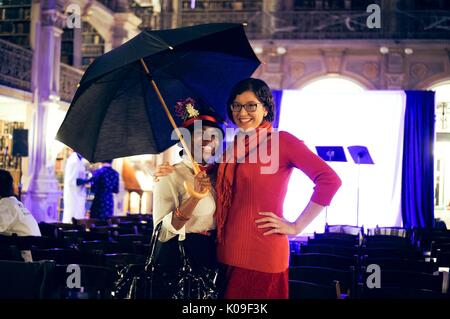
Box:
[255,212,299,236]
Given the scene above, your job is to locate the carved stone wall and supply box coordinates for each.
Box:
[251,40,450,90]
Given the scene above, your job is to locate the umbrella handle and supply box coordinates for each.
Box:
[140,59,203,177]
[183,181,209,200]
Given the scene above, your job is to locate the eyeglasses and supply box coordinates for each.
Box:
[230,102,262,112]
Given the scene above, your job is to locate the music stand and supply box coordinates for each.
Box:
[315,146,347,225]
[347,146,374,227]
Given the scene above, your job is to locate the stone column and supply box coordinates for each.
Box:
[24,2,65,223]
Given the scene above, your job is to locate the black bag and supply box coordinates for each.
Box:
[113,223,218,299]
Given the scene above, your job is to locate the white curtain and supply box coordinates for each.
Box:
[278,90,406,234]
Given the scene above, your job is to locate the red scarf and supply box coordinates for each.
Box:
[215,121,273,243]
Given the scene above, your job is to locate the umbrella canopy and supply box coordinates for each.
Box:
[56,23,260,162]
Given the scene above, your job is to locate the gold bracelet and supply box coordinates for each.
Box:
[175,207,190,222]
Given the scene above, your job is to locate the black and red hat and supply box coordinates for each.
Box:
[174,97,224,133]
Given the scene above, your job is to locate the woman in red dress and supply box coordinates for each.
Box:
[215,78,342,299]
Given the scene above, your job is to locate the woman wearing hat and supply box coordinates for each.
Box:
[152,97,224,299]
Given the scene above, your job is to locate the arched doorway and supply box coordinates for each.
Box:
[429,80,450,227]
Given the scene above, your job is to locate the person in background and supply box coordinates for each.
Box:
[62,150,88,223]
[88,160,119,220]
[0,169,41,261]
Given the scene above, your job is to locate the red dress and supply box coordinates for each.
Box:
[217,131,342,299]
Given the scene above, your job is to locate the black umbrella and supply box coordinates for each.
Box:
[56,23,260,166]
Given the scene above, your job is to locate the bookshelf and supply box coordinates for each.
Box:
[0,120,25,194]
[81,21,105,69]
[0,0,32,48]
[61,27,74,66]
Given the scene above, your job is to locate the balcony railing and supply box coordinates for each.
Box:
[180,10,264,38]
[60,63,84,103]
[0,38,32,92]
[179,9,450,39]
[181,0,263,11]
[268,9,450,39]
[395,10,450,39]
[267,10,384,39]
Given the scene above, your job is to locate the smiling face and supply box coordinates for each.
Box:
[190,125,220,164]
[231,90,268,131]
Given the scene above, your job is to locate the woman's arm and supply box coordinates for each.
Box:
[171,196,201,230]
[170,171,211,230]
[153,170,212,240]
[256,132,341,236]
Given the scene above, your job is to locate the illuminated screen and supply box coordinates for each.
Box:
[278,90,406,234]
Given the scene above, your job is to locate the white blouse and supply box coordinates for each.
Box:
[152,158,216,242]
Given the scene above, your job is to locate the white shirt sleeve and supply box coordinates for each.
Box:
[153,174,186,242]
[0,200,17,233]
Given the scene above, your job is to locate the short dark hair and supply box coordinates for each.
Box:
[226,78,275,124]
[0,169,14,198]
[102,160,113,164]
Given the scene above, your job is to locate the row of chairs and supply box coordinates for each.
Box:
[1,216,154,270]
[288,225,450,299]
[39,218,153,240]
[0,260,116,299]
[0,217,153,298]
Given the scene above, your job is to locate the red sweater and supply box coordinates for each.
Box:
[216,131,342,273]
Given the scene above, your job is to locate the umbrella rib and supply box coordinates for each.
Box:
[143,32,174,50]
